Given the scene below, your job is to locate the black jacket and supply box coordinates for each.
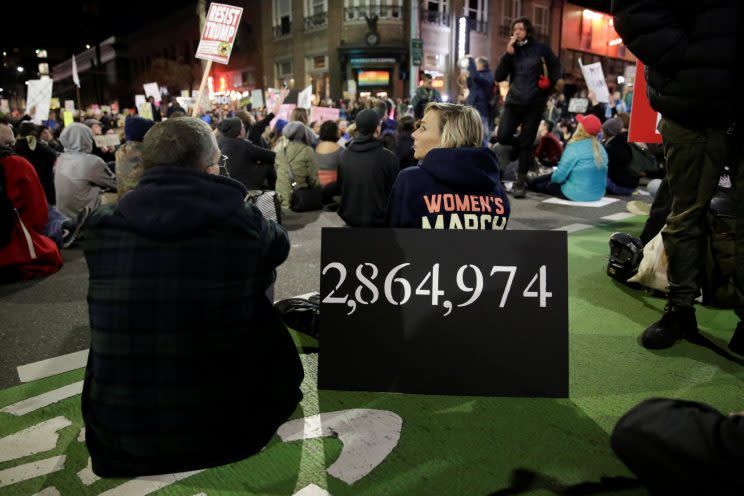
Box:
[612,0,736,129]
[494,39,561,107]
[248,113,274,147]
[395,131,415,170]
[13,139,58,204]
[604,132,639,188]
[337,136,399,227]
[218,136,276,190]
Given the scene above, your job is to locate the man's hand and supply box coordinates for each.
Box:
[588,90,599,106]
[506,36,516,55]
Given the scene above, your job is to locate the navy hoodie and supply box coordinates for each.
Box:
[387,147,510,230]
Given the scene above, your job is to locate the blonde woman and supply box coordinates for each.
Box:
[386,102,510,230]
[527,114,608,202]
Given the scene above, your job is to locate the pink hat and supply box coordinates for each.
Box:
[576,114,602,136]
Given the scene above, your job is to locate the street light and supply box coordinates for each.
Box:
[86,44,91,49]
[17,66,24,72]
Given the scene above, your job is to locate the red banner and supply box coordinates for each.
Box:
[627,61,662,144]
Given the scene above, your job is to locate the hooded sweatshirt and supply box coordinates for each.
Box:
[81,165,303,477]
[337,136,399,227]
[387,147,510,230]
[55,123,116,218]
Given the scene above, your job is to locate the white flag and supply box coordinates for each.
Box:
[72,55,80,88]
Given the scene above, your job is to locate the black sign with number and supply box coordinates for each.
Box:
[318,228,568,397]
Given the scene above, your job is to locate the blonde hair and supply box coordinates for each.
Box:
[568,123,604,167]
[290,107,309,125]
[424,102,483,148]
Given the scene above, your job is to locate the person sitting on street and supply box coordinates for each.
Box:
[0,127,63,282]
[80,117,303,477]
[55,122,117,219]
[13,121,58,205]
[387,102,510,230]
[115,116,154,198]
[337,109,399,227]
[602,116,639,196]
[274,121,319,209]
[314,120,343,202]
[218,117,276,190]
[534,119,563,169]
[527,114,607,202]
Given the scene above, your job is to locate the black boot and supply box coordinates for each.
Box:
[641,305,698,349]
[728,321,744,355]
[512,174,527,199]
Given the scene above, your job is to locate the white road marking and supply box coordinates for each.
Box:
[0,381,83,416]
[32,486,61,496]
[552,223,592,233]
[78,427,85,442]
[278,409,403,485]
[97,470,203,496]
[17,350,89,383]
[543,197,619,207]
[292,483,333,496]
[77,457,100,486]
[0,455,66,488]
[0,416,71,463]
[601,212,635,221]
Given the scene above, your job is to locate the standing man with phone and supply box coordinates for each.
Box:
[494,17,562,198]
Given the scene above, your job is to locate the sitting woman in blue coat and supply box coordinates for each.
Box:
[387,102,510,230]
[528,114,608,202]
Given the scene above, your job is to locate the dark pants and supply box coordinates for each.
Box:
[496,102,546,180]
[659,118,742,307]
[611,398,744,495]
[640,177,672,245]
[527,173,568,199]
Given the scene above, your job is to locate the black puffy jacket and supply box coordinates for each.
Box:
[494,39,561,107]
[612,0,736,129]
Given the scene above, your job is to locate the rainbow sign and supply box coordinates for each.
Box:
[358,70,390,87]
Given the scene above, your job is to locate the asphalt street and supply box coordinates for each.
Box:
[0,190,645,389]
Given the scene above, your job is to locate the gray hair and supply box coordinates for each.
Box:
[141,117,217,170]
[476,57,489,69]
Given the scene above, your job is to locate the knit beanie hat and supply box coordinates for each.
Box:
[355,108,381,136]
[124,116,155,142]
[601,116,623,138]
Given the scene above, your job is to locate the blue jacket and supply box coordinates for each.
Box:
[466,58,495,118]
[551,139,608,202]
[387,147,510,230]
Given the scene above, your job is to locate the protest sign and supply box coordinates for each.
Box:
[628,61,662,144]
[50,98,60,110]
[26,79,53,125]
[579,58,610,104]
[266,88,282,109]
[62,111,74,127]
[310,106,340,123]
[181,90,190,98]
[251,89,264,109]
[297,85,313,110]
[93,134,121,148]
[64,100,75,112]
[319,229,569,397]
[195,2,243,65]
[143,83,160,103]
[134,94,146,108]
[269,104,296,129]
[101,105,111,114]
[138,102,153,120]
[0,99,9,114]
[567,98,589,114]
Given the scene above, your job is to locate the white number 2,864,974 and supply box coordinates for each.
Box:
[322,263,552,317]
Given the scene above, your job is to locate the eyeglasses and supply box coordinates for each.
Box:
[212,154,230,177]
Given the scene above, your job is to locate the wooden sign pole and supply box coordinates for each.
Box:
[192,60,212,117]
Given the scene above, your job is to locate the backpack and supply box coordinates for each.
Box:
[0,147,18,248]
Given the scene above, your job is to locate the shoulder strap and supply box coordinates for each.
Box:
[284,147,296,188]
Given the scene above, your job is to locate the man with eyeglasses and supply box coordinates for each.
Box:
[80,117,303,477]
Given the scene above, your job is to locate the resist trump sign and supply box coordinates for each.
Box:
[196,3,244,65]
